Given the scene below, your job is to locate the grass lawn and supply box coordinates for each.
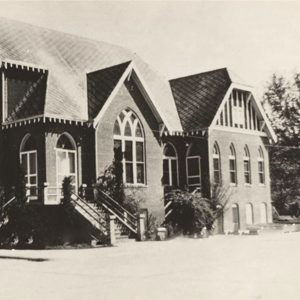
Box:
[0,233,299,300]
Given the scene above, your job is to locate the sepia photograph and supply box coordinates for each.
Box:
[0,1,299,299]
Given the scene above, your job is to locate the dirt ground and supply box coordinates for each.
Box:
[0,232,299,300]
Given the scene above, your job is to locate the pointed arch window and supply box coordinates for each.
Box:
[113,109,145,185]
[258,147,265,184]
[213,142,221,184]
[20,134,38,197]
[243,146,251,184]
[229,144,237,185]
[163,143,178,187]
[186,143,201,188]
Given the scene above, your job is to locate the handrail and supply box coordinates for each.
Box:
[101,202,137,234]
[95,194,137,228]
[70,193,107,233]
[96,189,137,221]
[2,196,16,211]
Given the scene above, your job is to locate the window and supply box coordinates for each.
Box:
[243,146,251,184]
[229,144,237,185]
[56,133,77,192]
[258,147,265,184]
[20,134,38,198]
[163,143,178,187]
[232,203,240,231]
[186,143,201,188]
[213,142,221,184]
[245,203,254,225]
[113,109,145,185]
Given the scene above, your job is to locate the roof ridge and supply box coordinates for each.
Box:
[169,67,228,82]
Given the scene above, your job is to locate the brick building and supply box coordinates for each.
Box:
[0,18,276,236]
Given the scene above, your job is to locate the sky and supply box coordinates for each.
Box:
[0,1,300,95]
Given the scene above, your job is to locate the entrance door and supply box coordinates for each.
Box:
[56,134,77,200]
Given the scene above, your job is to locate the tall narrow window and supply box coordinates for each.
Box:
[258,147,265,184]
[213,142,221,185]
[243,146,251,184]
[163,143,178,187]
[20,134,38,198]
[186,143,201,188]
[56,133,77,193]
[229,144,237,185]
[113,109,145,185]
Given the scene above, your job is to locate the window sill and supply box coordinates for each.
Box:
[229,183,237,187]
[244,183,252,187]
[124,183,148,188]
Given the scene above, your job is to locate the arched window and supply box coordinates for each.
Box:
[213,142,221,184]
[243,145,251,184]
[186,143,201,188]
[245,203,254,225]
[56,133,77,191]
[163,143,178,187]
[229,144,237,185]
[258,147,265,184]
[113,109,145,185]
[20,134,38,197]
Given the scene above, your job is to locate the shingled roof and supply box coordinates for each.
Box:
[0,18,182,131]
[169,68,233,131]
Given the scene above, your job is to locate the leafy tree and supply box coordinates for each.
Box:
[263,73,300,213]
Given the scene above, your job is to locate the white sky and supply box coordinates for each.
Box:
[0,1,300,95]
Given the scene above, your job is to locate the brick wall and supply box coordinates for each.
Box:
[209,129,273,232]
[95,80,165,223]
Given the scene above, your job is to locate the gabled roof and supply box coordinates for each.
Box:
[169,68,232,131]
[87,61,131,119]
[0,18,182,131]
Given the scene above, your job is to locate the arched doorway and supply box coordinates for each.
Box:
[245,203,254,225]
[186,143,201,190]
[260,202,268,224]
[56,133,77,196]
[20,134,38,199]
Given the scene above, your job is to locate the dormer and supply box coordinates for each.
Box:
[0,59,48,124]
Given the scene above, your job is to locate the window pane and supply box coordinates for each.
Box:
[163,159,170,185]
[188,177,201,185]
[57,135,74,150]
[232,206,239,223]
[22,135,36,151]
[57,151,67,174]
[244,160,250,172]
[30,176,37,185]
[258,161,263,172]
[137,164,144,184]
[124,122,132,136]
[21,154,28,175]
[259,173,264,184]
[187,158,200,176]
[125,141,133,161]
[245,173,250,184]
[230,171,236,183]
[135,122,143,137]
[136,142,144,162]
[29,152,37,174]
[229,159,236,171]
[171,159,178,186]
[126,163,133,183]
[214,171,220,184]
[213,158,219,171]
[68,152,75,174]
[165,144,176,157]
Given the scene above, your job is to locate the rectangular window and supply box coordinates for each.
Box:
[229,159,237,184]
[258,161,265,184]
[213,158,220,184]
[163,159,170,185]
[244,160,251,184]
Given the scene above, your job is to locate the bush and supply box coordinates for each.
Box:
[165,187,229,235]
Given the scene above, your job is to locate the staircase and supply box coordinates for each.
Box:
[0,196,17,227]
[71,189,138,244]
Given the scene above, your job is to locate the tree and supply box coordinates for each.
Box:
[263,73,300,213]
